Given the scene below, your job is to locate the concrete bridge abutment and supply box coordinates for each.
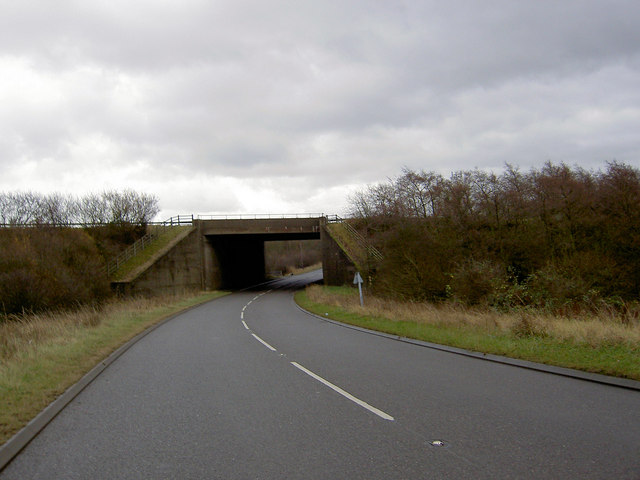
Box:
[115,216,359,295]
[197,217,351,290]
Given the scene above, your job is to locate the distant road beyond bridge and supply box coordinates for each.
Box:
[200,216,323,289]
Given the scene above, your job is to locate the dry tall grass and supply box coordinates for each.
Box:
[0,296,181,364]
[0,292,224,446]
[306,285,640,348]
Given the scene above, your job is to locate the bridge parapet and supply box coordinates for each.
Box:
[197,217,324,236]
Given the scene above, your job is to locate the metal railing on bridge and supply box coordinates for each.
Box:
[105,215,194,277]
[195,213,326,220]
[148,214,194,226]
[326,215,384,262]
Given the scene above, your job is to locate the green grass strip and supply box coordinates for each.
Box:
[0,291,227,446]
[295,289,639,381]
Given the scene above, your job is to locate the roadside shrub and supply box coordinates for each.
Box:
[350,161,640,311]
[374,219,453,301]
[526,260,599,312]
[449,259,504,305]
[0,228,110,315]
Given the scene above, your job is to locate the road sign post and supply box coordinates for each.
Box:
[353,272,364,306]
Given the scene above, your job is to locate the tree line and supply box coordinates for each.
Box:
[0,190,160,315]
[349,161,640,313]
[0,190,159,226]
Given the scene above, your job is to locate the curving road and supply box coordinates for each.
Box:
[2,271,639,479]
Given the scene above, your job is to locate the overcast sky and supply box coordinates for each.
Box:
[1,1,639,218]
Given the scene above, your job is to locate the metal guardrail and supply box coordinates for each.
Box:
[342,221,384,262]
[106,231,156,277]
[0,221,110,228]
[1,213,327,227]
[327,215,384,262]
[149,214,194,226]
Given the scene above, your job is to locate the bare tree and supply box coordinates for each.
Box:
[103,190,159,225]
[0,190,160,226]
[0,192,42,224]
[78,193,110,225]
[35,192,78,225]
[397,168,446,218]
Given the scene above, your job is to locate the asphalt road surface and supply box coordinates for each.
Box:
[2,271,639,479]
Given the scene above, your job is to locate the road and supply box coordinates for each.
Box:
[2,271,639,478]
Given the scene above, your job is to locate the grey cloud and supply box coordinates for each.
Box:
[0,0,639,214]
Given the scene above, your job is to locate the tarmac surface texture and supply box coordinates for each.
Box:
[2,271,638,479]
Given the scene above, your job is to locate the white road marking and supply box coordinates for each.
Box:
[290,362,394,421]
[242,289,391,420]
[241,290,272,332]
[252,333,277,352]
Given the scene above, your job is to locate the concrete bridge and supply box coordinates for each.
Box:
[112,216,367,296]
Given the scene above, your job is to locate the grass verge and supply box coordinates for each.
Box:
[295,285,640,381]
[0,291,227,446]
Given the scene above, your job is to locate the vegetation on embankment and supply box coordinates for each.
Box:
[0,291,227,446]
[296,285,640,380]
[349,161,640,314]
[0,189,161,314]
[0,227,112,314]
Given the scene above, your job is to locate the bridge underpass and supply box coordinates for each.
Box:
[200,218,322,289]
[198,216,357,290]
[112,216,361,295]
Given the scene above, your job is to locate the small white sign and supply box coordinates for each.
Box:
[353,271,364,306]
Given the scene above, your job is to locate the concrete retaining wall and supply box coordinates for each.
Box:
[321,225,356,286]
[112,228,203,296]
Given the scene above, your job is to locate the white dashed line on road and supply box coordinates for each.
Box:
[291,362,394,421]
[252,333,277,352]
[241,291,393,422]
